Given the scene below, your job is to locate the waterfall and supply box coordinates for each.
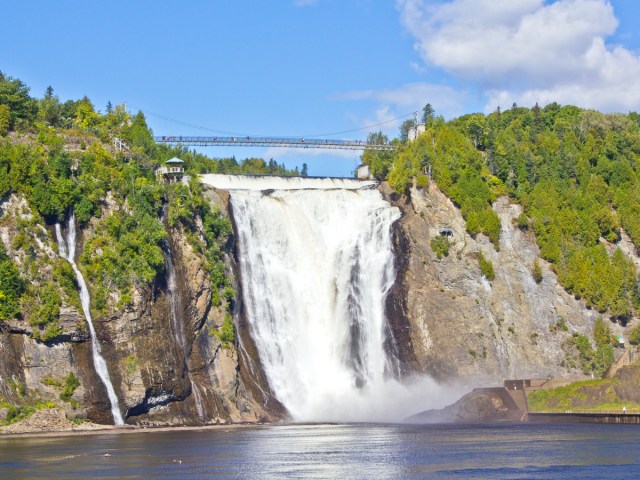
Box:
[228,178,408,422]
[201,174,378,191]
[55,214,124,425]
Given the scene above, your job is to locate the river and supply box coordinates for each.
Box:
[1,423,639,479]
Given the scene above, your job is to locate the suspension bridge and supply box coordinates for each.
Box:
[154,135,395,151]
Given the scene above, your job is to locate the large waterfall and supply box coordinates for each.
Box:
[210,175,423,422]
[56,214,124,425]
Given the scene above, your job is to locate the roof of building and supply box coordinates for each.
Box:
[166,157,184,164]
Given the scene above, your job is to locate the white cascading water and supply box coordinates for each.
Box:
[56,214,124,425]
[214,175,423,422]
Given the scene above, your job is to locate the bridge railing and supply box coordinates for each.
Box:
[154,135,395,151]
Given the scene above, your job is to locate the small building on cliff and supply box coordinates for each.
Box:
[157,157,185,183]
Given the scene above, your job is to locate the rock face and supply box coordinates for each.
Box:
[0,190,284,426]
[407,387,524,423]
[384,182,601,385]
[0,177,632,427]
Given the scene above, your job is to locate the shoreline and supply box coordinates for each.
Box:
[0,422,264,440]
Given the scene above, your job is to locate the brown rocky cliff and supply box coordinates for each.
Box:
[0,191,284,426]
[97,192,285,425]
[383,182,600,385]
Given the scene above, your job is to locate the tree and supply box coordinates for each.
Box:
[38,86,62,126]
[0,71,37,129]
[399,119,416,142]
[129,111,154,154]
[301,163,308,177]
[0,104,9,136]
[361,131,394,179]
[0,242,24,320]
[422,103,435,124]
[74,96,99,130]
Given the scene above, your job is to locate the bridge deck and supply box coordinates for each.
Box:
[155,135,395,151]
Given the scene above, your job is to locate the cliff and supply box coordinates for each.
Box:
[1,174,636,429]
[0,190,284,426]
[384,181,615,385]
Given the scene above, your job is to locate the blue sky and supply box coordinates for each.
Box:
[2,1,640,177]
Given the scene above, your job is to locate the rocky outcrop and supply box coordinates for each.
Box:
[384,182,603,385]
[407,387,524,423]
[89,190,285,425]
[0,189,284,427]
[2,175,633,429]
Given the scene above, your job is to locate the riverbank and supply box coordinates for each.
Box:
[0,408,258,438]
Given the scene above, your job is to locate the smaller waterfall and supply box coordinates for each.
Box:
[56,214,124,425]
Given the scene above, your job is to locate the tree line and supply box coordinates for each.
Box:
[0,71,302,341]
[363,102,640,324]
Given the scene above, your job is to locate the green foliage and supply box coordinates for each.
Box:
[594,317,615,348]
[167,180,232,306]
[81,211,166,306]
[0,241,24,320]
[430,235,450,259]
[368,103,640,319]
[60,373,80,402]
[526,379,635,412]
[571,320,615,378]
[422,103,435,124]
[0,71,38,130]
[361,132,395,179]
[550,317,569,333]
[0,104,9,136]
[124,355,137,375]
[477,251,495,281]
[629,324,640,346]
[0,400,57,426]
[399,119,416,143]
[532,259,543,283]
[28,282,62,342]
[0,70,308,328]
[210,312,235,347]
[516,212,529,230]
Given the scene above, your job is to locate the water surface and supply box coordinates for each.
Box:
[1,423,639,479]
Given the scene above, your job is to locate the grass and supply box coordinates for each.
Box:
[527,379,640,413]
[0,400,57,426]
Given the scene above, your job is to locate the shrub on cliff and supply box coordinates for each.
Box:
[60,373,80,402]
[477,251,495,281]
[532,259,543,284]
[430,236,450,259]
[0,242,24,321]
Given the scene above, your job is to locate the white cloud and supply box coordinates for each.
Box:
[397,0,640,112]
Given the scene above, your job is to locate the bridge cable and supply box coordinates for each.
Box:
[300,112,417,138]
[132,105,417,139]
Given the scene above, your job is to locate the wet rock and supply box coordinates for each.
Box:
[407,388,523,423]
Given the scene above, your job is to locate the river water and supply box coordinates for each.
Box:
[1,423,639,479]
